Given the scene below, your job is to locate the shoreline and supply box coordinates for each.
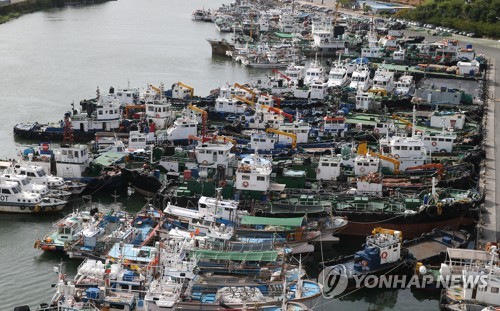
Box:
[0,0,114,25]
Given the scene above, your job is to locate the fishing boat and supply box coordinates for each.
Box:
[440,246,500,311]
[0,172,71,200]
[0,180,66,213]
[34,209,99,252]
[327,57,350,88]
[349,64,372,91]
[320,227,413,294]
[304,58,326,86]
[331,178,482,238]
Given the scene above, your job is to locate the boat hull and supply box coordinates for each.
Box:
[0,202,65,213]
[338,215,474,239]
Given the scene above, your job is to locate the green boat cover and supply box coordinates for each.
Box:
[274,32,295,38]
[192,249,278,262]
[240,215,304,227]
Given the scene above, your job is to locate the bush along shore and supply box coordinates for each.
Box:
[397,0,500,38]
[0,0,113,24]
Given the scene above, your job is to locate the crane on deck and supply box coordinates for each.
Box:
[177,82,194,99]
[272,69,291,82]
[261,105,293,122]
[265,128,297,149]
[232,95,255,107]
[368,150,400,174]
[372,227,402,241]
[391,114,413,128]
[148,84,163,97]
[234,83,257,102]
[187,104,209,142]
[406,163,445,177]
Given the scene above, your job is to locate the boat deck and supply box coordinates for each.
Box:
[407,241,448,261]
[370,63,485,80]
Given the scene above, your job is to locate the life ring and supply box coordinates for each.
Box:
[374,128,380,133]
[315,168,320,174]
[202,160,208,165]
[388,154,394,158]
[41,143,49,151]
[394,154,400,159]
[432,142,437,147]
[219,180,227,187]
[242,181,249,188]
[29,206,34,211]
[355,124,362,130]
[360,167,365,173]
[20,206,26,210]
[381,251,388,259]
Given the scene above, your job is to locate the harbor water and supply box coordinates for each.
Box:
[0,0,439,309]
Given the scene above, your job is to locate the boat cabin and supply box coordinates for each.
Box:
[195,141,234,170]
[166,113,198,142]
[235,154,272,191]
[316,155,342,181]
[278,121,311,144]
[354,154,380,176]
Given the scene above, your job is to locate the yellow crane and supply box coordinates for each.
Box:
[177,82,194,98]
[367,89,388,97]
[148,84,163,96]
[187,104,207,140]
[391,114,412,127]
[234,83,257,102]
[368,150,400,174]
[232,95,254,107]
[372,227,402,241]
[266,128,297,149]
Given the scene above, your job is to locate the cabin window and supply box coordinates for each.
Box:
[491,287,499,294]
[322,163,329,167]
[219,151,223,155]
[198,150,205,154]
[401,146,408,150]
[332,163,338,167]
[126,94,131,97]
[190,124,196,127]
[363,163,369,166]
[242,175,250,180]
[98,110,103,115]
[108,304,125,310]
[28,172,36,177]
[257,176,266,181]
[414,147,421,151]
[1,189,10,194]
[394,146,400,150]
[446,139,452,142]
[438,138,444,142]
[424,137,430,141]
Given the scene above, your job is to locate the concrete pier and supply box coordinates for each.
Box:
[478,57,499,246]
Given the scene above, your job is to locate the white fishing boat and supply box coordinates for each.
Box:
[0,180,66,213]
[327,59,350,88]
[304,58,326,86]
[349,64,372,91]
[0,172,71,200]
[440,247,500,311]
[394,73,415,96]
